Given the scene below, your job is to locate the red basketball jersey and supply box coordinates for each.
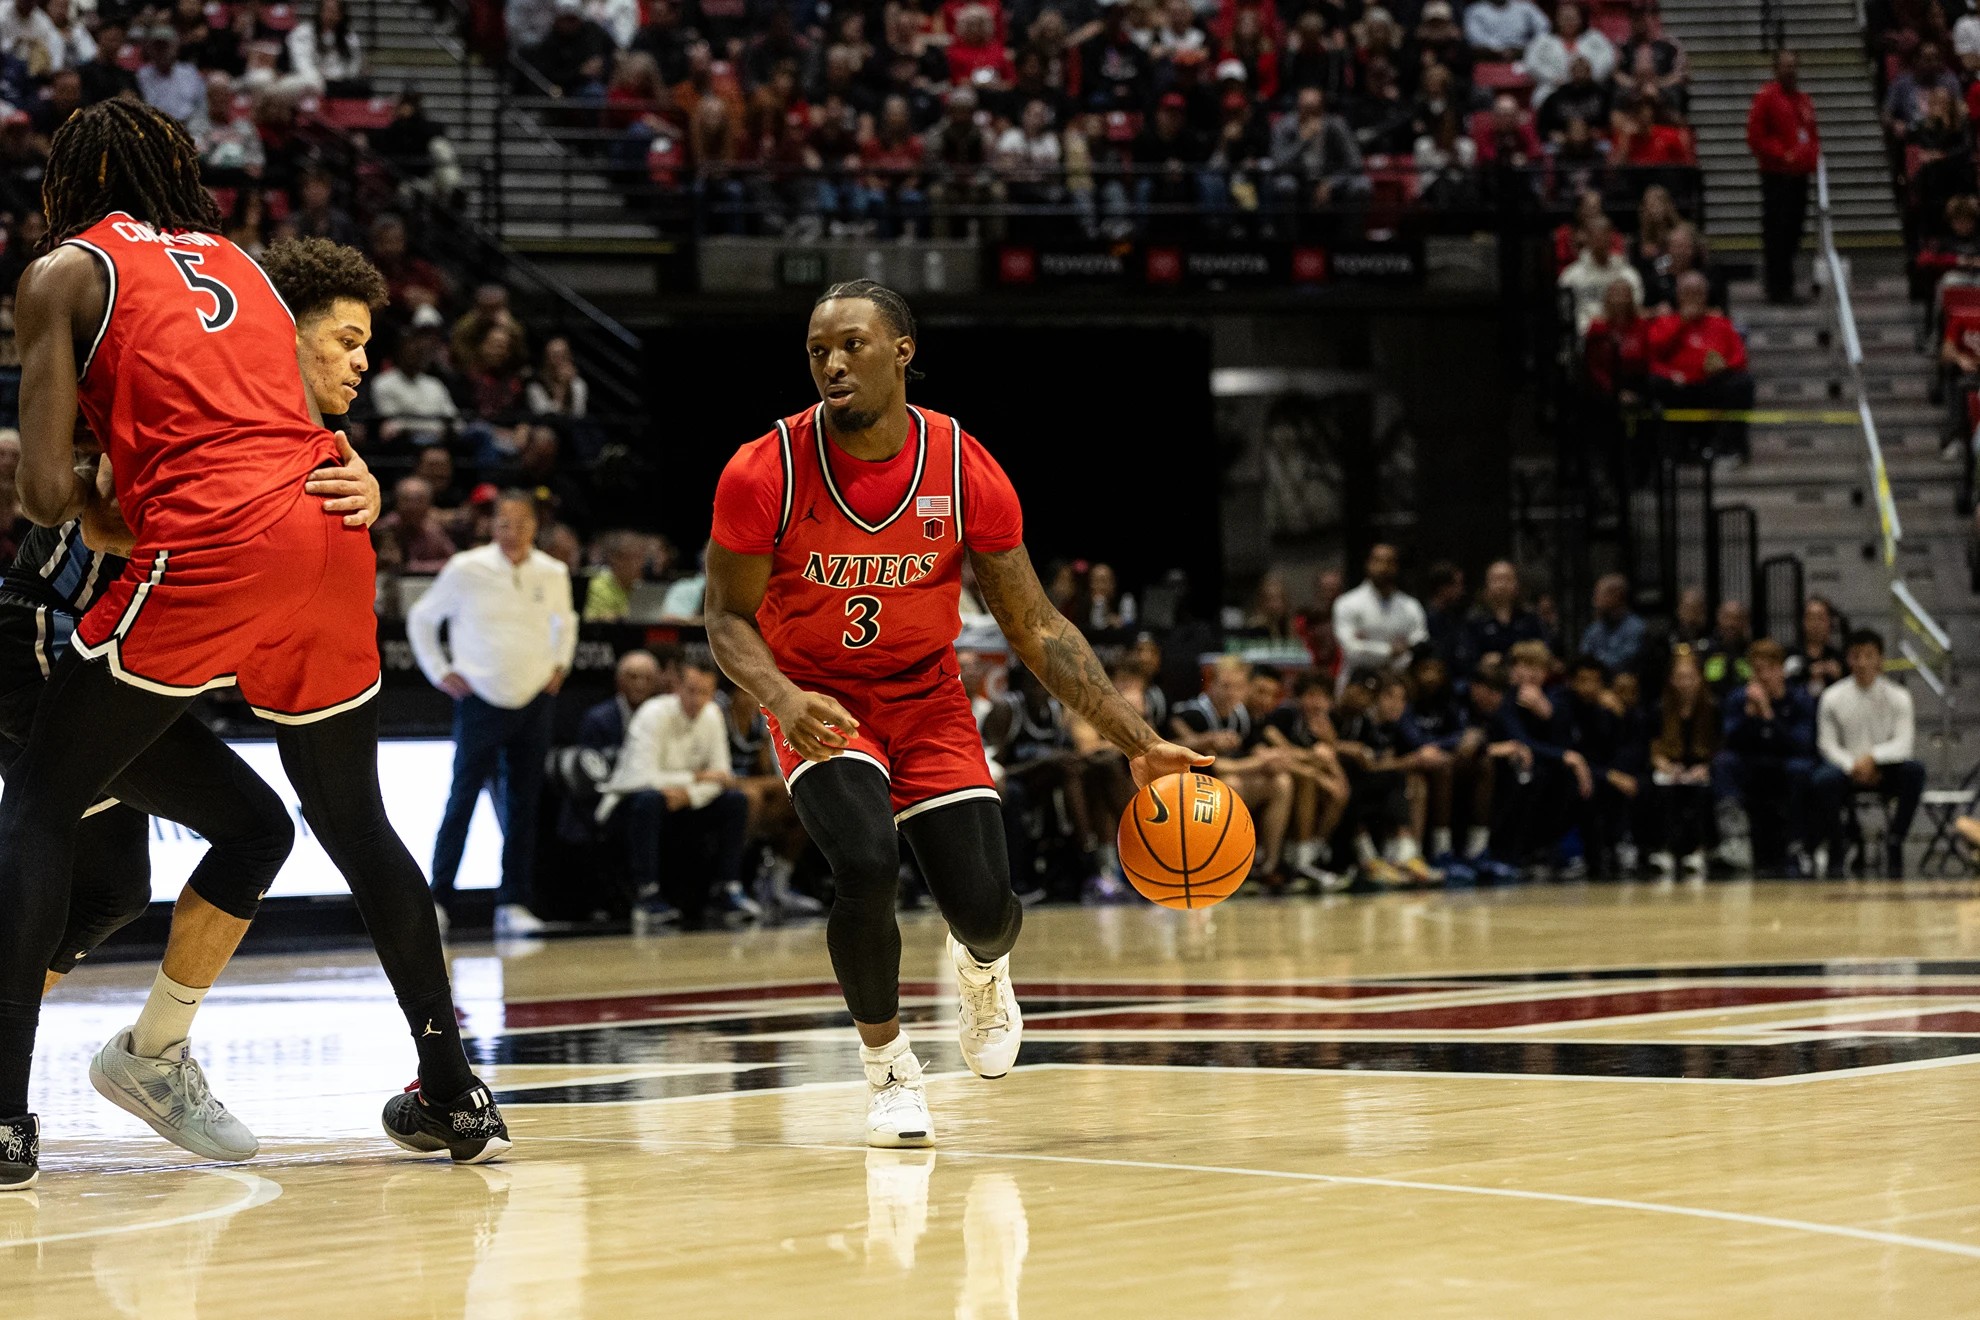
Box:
[711,403,1023,685]
[66,212,337,551]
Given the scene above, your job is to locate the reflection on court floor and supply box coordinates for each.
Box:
[11,883,1980,1318]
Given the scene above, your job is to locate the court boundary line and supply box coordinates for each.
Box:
[525,1134,1980,1263]
[2,1168,281,1247]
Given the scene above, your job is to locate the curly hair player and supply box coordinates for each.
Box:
[705,280,1210,1147]
[0,104,508,1191]
[0,237,390,1183]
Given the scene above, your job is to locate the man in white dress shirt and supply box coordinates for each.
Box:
[1331,543,1429,680]
[408,491,577,934]
[597,660,756,930]
[1810,628,1923,878]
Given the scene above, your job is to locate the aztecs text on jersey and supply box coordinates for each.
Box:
[712,403,1023,686]
[66,213,337,551]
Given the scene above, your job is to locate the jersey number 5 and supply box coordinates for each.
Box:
[843,595,881,649]
[166,250,239,333]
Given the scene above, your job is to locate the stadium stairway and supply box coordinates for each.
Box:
[343,0,665,248]
[1717,262,1976,769]
[1663,0,1899,247]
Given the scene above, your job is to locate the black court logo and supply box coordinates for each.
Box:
[483,962,1980,1108]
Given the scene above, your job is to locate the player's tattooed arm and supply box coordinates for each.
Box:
[971,544,1212,786]
[704,541,858,763]
[13,247,102,526]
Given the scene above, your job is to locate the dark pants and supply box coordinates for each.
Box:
[1723,753,1817,868]
[1759,171,1810,302]
[432,691,554,908]
[1653,370,1757,461]
[611,787,748,919]
[1809,760,1926,858]
[1654,782,1715,856]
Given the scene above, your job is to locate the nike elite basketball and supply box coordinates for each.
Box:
[1116,773,1256,909]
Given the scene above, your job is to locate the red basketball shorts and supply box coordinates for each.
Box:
[74,492,380,723]
[767,659,998,823]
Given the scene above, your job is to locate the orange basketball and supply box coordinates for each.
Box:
[1116,772,1256,909]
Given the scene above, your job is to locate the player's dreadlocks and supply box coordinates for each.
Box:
[815,279,923,379]
[259,238,390,321]
[41,100,223,250]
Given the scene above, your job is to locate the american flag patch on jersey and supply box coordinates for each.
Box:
[917,496,952,517]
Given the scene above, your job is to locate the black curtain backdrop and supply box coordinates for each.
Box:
[641,321,1219,612]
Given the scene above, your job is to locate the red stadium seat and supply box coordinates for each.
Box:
[316,97,396,130]
[1473,62,1534,103]
[1593,13,1631,43]
[1943,304,1980,355]
[207,186,238,216]
[1942,283,1980,318]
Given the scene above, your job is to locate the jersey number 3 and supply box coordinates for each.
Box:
[167,250,238,333]
[843,595,881,649]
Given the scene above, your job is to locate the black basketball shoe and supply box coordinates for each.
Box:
[381,1081,511,1164]
[0,1114,38,1190]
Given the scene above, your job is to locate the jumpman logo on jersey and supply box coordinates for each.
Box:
[800,504,822,526]
[422,1019,443,1038]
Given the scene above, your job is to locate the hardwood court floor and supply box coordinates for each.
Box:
[10,881,1980,1318]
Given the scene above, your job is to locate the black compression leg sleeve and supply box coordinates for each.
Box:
[274,700,474,1097]
[108,712,296,921]
[51,803,154,974]
[791,758,907,1025]
[0,654,191,1116]
[900,799,1021,964]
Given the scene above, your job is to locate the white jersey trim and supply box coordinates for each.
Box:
[814,403,927,535]
[64,239,118,382]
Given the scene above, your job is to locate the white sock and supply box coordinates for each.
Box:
[860,1031,912,1078]
[1395,835,1422,864]
[1432,827,1453,857]
[1465,826,1491,858]
[132,971,209,1058]
[1355,835,1379,863]
[1293,839,1321,869]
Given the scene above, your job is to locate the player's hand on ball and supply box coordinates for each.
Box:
[1129,740,1214,789]
[772,689,860,762]
[306,432,384,528]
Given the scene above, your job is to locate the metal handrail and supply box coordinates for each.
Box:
[1816,153,1902,564]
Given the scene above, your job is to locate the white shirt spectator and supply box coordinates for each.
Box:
[1332,580,1428,675]
[659,573,705,619]
[138,60,209,132]
[46,14,93,70]
[996,124,1062,173]
[1956,14,1980,64]
[1817,675,1915,770]
[597,694,730,818]
[1462,0,1550,54]
[372,365,462,445]
[1558,249,1643,333]
[286,22,366,93]
[0,2,63,72]
[525,374,589,418]
[586,0,640,47]
[407,543,578,709]
[1523,27,1615,103]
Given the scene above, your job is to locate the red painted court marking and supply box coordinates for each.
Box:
[1021,986,1980,1034]
[501,979,1453,1029]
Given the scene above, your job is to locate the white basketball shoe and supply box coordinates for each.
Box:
[862,1040,934,1149]
[948,933,1023,1080]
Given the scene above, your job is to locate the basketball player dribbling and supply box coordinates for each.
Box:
[0,104,508,1190]
[705,280,1211,1147]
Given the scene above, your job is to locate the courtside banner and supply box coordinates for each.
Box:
[144,739,501,901]
[991,240,1423,289]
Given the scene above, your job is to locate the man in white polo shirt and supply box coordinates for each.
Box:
[1331,543,1428,680]
[597,659,757,931]
[1810,628,1924,878]
[408,490,577,934]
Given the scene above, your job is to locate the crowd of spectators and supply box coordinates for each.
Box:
[1561,164,1753,503]
[1878,5,1980,509]
[524,548,1924,929]
[494,0,1699,237]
